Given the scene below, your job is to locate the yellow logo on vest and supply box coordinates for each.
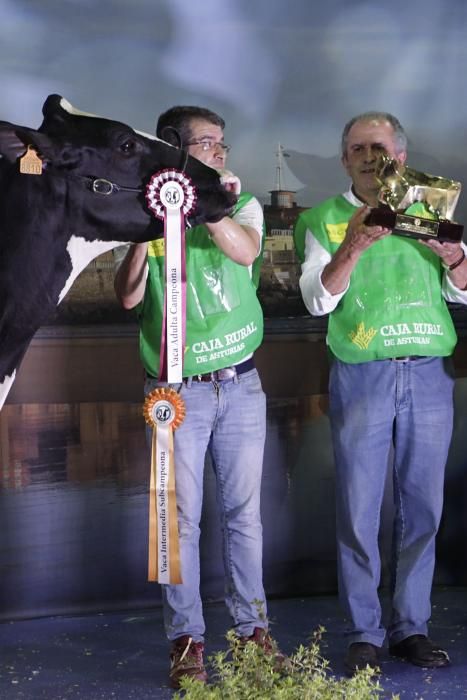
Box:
[349,322,377,350]
[148,238,165,257]
[326,222,347,243]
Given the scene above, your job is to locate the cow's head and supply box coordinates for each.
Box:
[0,94,236,241]
[0,96,240,411]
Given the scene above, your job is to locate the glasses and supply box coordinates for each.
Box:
[185,139,231,153]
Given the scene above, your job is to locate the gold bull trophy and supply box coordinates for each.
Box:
[365,154,464,242]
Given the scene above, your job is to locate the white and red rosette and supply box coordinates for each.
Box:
[146,169,196,220]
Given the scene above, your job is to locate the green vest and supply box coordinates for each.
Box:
[139,193,264,376]
[294,195,457,363]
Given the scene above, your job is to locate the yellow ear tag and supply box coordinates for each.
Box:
[19,145,43,175]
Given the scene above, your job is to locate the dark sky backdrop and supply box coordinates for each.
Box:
[2,0,467,221]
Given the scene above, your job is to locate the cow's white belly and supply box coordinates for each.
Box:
[0,370,16,411]
[58,236,129,304]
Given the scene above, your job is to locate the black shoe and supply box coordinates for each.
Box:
[238,627,290,671]
[389,634,450,668]
[344,642,381,675]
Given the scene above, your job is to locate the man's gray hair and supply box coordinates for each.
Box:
[341,112,407,156]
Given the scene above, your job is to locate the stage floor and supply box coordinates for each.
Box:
[1,587,466,699]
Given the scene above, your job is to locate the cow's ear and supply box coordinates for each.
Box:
[0,124,81,169]
[0,123,55,164]
[0,123,32,163]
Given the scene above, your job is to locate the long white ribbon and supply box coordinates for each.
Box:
[146,173,195,383]
[164,202,184,384]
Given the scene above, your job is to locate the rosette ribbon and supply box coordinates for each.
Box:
[143,388,186,583]
[146,169,196,382]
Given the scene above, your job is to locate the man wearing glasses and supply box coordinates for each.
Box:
[114,106,271,688]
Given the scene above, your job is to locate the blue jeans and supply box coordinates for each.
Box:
[145,368,267,642]
[329,356,454,647]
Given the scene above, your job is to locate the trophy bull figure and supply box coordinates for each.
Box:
[377,153,461,221]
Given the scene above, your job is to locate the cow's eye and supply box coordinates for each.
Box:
[120,139,138,155]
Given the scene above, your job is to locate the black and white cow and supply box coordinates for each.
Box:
[0,95,236,409]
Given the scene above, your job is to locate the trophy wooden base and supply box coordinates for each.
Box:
[365,206,463,242]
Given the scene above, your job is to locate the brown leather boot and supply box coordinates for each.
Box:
[238,627,289,670]
[169,635,208,689]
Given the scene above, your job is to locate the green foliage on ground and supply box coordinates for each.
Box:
[174,627,399,700]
